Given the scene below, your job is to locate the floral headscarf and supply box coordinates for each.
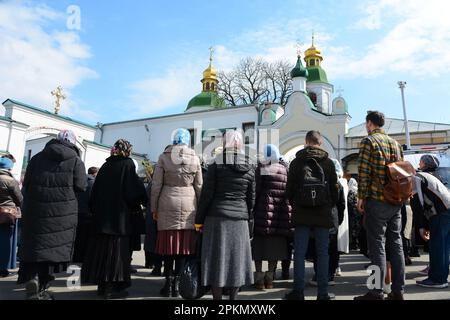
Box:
[57,129,77,145]
[173,128,191,146]
[224,129,244,153]
[111,139,132,157]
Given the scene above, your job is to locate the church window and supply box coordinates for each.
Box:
[308,92,318,106]
[211,83,215,91]
[242,122,255,144]
[206,83,210,91]
[310,59,315,66]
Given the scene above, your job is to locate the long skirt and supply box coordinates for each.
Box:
[155,229,196,256]
[0,222,18,270]
[252,235,289,261]
[81,234,131,288]
[201,217,253,288]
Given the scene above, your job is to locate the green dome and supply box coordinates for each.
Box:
[186,91,226,111]
[290,56,309,78]
[306,66,328,83]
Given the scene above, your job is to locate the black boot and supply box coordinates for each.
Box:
[160,276,173,297]
[172,276,180,297]
[39,281,54,300]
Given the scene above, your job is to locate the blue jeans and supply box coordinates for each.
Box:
[294,226,329,297]
[429,209,450,284]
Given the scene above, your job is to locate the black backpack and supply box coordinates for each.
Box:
[297,158,329,207]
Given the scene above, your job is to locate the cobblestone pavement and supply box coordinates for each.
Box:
[1,250,449,300]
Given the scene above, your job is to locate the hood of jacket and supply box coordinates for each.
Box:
[43,139,80,162]
[215,151,253,173]
[296,146,329,162]
[163,144,197,165]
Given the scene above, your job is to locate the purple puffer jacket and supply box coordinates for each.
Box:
[253,162,293,237]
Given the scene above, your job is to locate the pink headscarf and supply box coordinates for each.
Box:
[223,129,244,153]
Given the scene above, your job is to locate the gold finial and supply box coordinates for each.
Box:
[51,86,66,115]
[312,30,315,47]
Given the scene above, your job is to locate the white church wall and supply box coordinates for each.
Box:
[0,122,10,152]
[24,137,52,163]
[100,107,258,161]
[4,101,96,142]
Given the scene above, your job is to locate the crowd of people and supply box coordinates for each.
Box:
[0,110,449,300]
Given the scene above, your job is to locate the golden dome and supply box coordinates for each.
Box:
[304,33,323,67]
[200,47,219,92]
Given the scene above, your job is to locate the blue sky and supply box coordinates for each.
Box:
[1,0,449,127]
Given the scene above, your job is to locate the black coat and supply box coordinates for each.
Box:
[286,146,338,229]
[89,156,147,236]
[195,152,256,225]
[253,162,293,237]
[77,175,95,222]
[19,139,87,263]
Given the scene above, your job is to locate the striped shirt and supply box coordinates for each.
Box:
[357,128,404,202]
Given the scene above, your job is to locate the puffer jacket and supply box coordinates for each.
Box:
[286,146,339,229]
[253,162,293,237]
[0,169,23,209]
[195,151,256,225]
[18,139,87,263]
[151,145,203,231]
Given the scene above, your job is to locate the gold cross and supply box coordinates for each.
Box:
[51,86,66,115]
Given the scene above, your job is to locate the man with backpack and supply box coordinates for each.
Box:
[354,111,414,301]
[284,131,338,300]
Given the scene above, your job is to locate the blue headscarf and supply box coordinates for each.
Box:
[173,128,191,146]
[263,144,281,163]
[0,157,14,170]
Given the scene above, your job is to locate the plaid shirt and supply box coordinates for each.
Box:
[357,128,404,202]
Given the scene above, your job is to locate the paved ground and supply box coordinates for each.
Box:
[1,250,449,300]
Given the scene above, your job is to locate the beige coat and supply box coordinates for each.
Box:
[151,145,203,231]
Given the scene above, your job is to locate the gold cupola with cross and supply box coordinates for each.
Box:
[201,47,219,92]
[304,33,323,68]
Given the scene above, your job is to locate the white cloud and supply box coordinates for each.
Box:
[0,1,98,120]
[334,0,450,79]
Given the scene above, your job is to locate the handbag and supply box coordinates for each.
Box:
[0,207,19,225]
[179,232,207,300]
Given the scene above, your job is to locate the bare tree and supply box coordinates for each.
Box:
[218,57,293,106]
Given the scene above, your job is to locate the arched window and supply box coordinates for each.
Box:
[205,82,210,91]
[308,92,318,106]
[211,83,215,91]
[310,59,315,66]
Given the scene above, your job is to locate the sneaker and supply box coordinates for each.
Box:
[354,292,384,301]
[335,267,342,277]
[317,293,336,300]
[383,283,392,295]
[416,278,449,289]
[39,290,55,300]
[418,266,429,276]
[284,290,305,300]
[0,270,10,278]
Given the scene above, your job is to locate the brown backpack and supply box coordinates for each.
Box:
[372,136,416,206]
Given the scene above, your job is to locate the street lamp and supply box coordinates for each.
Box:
[398,81,411,150]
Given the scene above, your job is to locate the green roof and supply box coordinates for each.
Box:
[306,66,329,83]
[290,56,309,78]
[186,91,226,111]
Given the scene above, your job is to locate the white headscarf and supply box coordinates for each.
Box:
[348,178,358,193]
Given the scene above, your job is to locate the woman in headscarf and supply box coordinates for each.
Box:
[347,178,361,251]
[17,130,87,300]
[252,144,292,290]
[0,156,23,278]
[195,130,256,300]
[81,139,147,299]
[151,129,203,297]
